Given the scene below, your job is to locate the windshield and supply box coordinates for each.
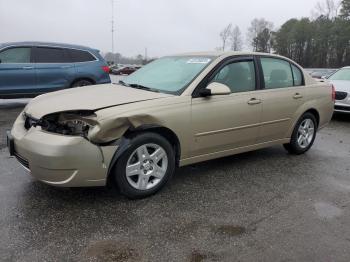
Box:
[122,56,214,94]
[329,68,350,81]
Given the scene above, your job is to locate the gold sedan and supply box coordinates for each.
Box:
[8,52,334,198]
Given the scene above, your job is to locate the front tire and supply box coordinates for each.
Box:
[284,112,317,155]
[112,133,175,199]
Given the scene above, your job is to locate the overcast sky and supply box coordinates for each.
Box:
[0,0,321,57]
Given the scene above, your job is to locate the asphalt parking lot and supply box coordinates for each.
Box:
[0,97,350,261]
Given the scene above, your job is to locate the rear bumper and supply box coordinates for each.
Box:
[10,113,117,187]
[97,79,112,85]
[96,73,111,84]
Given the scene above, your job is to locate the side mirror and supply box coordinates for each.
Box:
[199,82,231,97]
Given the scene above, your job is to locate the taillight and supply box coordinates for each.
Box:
[102,66,110,73]
[331,84,336,102]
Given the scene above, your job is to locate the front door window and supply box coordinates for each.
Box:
[210,60,256,93]
[0,47,31,63]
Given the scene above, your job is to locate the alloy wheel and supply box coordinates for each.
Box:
[125,143,168,190]
[297,118,315,149]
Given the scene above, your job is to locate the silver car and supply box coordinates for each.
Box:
[328,67,350,113]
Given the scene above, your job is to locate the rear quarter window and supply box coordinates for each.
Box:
[67,49,96,62]
[291,64,303,86]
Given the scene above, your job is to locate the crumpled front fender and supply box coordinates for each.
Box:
[88,114,163,143]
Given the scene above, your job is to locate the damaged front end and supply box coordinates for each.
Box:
[23,108,163,146]
[25,110,99,139]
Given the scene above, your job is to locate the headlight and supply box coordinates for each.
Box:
[41,111,98,137]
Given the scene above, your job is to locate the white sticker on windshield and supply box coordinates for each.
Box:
[187,58,211,64]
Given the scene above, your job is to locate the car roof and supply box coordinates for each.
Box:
[170,51,306,64]
[170,51,290,58]
[0,41,98,52]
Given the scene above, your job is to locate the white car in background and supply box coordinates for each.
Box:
[328,67,350,113]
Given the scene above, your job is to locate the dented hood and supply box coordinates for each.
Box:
[25,83,173,118]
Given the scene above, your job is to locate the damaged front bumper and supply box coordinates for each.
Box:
[10,113,117,187]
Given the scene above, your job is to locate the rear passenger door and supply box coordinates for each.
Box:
[33,46,76,92]
[257,56,305,143]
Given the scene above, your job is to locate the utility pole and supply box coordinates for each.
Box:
[111,0,115,62]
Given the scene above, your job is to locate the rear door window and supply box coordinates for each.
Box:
[67,49,96,62]
[261,57,293,89]
[0,47,31,63]
[33,47,70,63]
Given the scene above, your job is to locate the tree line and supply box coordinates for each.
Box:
[104,52,153,65]
[219,0,350,68]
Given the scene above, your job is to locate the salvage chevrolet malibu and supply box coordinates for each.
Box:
[7,52,334,198]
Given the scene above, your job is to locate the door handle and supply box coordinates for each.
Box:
[247,98,262,105]
[293,93,303,99]
[22,66,34,70]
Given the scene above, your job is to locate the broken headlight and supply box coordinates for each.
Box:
[41,111,98,137]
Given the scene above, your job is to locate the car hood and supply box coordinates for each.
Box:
[328,80,350,92]
[25,83,173,118]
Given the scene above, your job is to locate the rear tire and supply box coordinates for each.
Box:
[112,132,175,199]
[71,79,93,87]
[283,112,317,155]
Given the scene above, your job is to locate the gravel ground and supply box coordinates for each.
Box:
[0,98,350,262]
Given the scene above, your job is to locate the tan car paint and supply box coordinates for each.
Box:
[255,70,332,144]
[11,51,334,187]
[25,84,173,118]
[11,113,116,186]
[191,91,262,156]
[255,86,306,143]
[89,96,192,156]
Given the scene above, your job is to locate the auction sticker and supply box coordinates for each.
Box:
[187,58,211,64]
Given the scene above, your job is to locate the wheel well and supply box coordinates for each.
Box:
[70,77,95,87]
[106,126,181,188]
[304,108,320,127]
[124,126,181,167]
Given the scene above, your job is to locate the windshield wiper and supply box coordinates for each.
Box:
[118,80,130,87]
[128,83,160,93]
[119,80,160,93]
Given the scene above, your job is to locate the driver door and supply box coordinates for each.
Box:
[190,57,262,157]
